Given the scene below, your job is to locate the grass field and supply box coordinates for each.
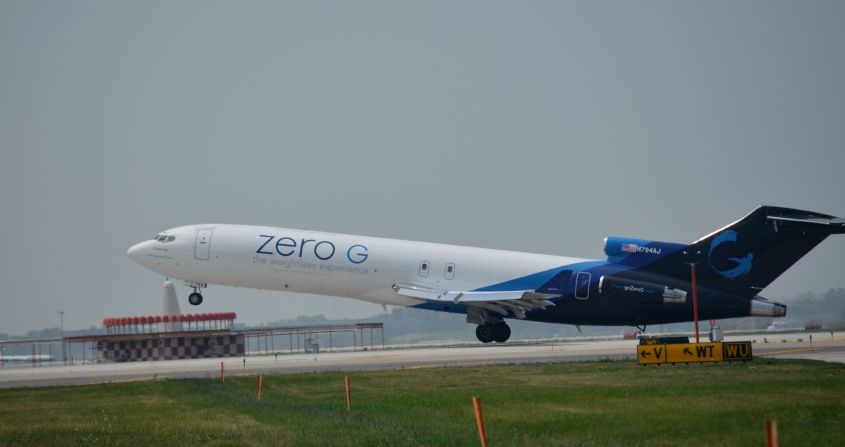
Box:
[0,358,843,446]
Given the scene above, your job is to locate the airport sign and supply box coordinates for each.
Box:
[722,341,753,361]
[637,341,752,365]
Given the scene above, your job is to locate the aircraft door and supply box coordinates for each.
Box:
[195,229,213,260]
[575,272,591,300]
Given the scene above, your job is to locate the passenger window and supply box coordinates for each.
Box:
[445,263,455,280]
[419,260,430,277]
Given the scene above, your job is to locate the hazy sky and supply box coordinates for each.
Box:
[1,1,843,335]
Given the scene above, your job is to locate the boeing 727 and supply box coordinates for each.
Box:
[127,206,844,343]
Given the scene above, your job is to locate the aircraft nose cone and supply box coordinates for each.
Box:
[127,242,147,263]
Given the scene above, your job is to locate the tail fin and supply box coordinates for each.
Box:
[645,206,845,297]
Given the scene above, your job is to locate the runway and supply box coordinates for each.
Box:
[1,331,842,388]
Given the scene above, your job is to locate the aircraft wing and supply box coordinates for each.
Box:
[393,283,557,319]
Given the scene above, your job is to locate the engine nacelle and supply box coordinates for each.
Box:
[598,275,687,304]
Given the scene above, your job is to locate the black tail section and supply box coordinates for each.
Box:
[644,206,845,298]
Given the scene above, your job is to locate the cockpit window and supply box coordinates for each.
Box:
[154,234,176,243]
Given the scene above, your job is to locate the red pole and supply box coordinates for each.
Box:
[691,263,700,343]
[765,420,778,447]
[472,396,487,447]
[344,375,352,411]
[220,361,225,383]
[257,375,263,400]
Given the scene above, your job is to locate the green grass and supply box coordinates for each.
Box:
[0,359,843,446]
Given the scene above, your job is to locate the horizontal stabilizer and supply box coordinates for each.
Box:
[767,214,845,233]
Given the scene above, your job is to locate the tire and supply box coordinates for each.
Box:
[188,292,203,306]
[475,324,494,343]
[492,322,511,343]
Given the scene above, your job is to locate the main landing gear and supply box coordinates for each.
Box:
[475,321,511,343]
[467,308,511,343]
[186,281,207,306]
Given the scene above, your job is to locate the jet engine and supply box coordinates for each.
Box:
[597,275,687,304]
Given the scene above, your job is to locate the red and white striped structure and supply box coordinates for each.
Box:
[96,334,245,362]
[102,312,236,334]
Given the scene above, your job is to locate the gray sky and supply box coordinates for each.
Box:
[1,1,843,335]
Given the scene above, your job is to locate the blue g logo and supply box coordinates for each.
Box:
[708,231,753,279]
[346,245,368,264]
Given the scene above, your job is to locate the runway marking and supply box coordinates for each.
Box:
[365,355,401,359]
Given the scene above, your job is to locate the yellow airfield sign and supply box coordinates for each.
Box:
[637,341,752,365]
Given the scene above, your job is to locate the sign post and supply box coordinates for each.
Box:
[690,263,700,343]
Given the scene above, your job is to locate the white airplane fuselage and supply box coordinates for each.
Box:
[128,224,587,309]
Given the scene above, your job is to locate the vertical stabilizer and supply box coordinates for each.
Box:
[641,206,844,297]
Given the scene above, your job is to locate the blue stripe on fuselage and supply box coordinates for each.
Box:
[409,260,638,316]
[471,261,606,292]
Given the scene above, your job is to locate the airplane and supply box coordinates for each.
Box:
[127,206,844,343]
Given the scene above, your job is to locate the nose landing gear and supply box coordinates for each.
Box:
[188,292,203,306]
[186,281,207,306]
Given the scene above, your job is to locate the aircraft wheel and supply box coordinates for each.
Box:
[492,322,511,343]
[475,324,494,343]
[188,292,203,306]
